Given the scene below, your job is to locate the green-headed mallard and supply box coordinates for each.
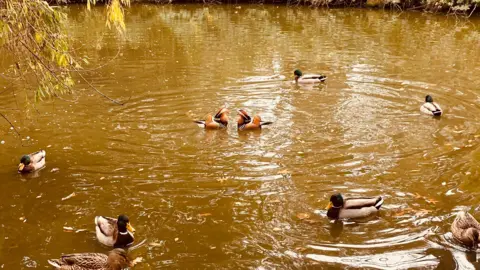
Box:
[294,69,327,84]
[326,193,384,220]
[47,248,132,270]
[95,215,135,248]
[451,211,480,249]
[194,108,229,129]
[18,150,46,173]
[420,95,442,116]
[237,109,273,131]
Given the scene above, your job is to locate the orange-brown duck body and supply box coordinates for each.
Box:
[237,109,273,131]
[194,108,229,130]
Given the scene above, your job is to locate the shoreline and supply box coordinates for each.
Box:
[51,0,479,17]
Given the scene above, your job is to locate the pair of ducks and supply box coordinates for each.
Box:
[327,193,480,249]
[194,108,273,131]
[48,215,137,269]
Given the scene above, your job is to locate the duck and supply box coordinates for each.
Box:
[451,211,480,249]
[95,215,135,248]
[294,69,327,84]
[420,95,442,116]
[47,248,140,270]
[18,150,46,173]
[326,193,384,220]
[194,108,229,129]
[237,109,273,131]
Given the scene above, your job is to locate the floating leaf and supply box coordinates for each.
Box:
[61,192,76,201]
[296,213,311,220]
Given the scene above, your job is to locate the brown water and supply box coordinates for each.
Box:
[1,4,480,269]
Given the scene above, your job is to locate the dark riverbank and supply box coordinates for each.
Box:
[53,0,479,17]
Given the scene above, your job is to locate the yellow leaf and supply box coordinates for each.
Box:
[296,213,310,220]
[34,32,43,44]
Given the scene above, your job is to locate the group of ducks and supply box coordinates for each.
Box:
[15,70,454,269]
[47,215,138,269]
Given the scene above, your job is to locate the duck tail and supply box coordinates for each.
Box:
[433,110,442,117]
[260,121,273,126]
[47,259,61,268]
[318,75,327,82]
[375,197,384,210]
[193,120,206,128]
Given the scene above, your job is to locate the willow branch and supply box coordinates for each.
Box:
[74,67,127,105]
[0,112,20,137]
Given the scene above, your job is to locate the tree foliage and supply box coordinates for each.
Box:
[0,0,130,105]
[0,0,77,102]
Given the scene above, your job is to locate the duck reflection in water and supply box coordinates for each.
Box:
[329,220,344,239]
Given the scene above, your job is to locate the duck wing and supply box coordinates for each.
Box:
[303,74,327,81]
[29,150,46,170]
[421,103,442,116]
[95,216,117,237]
[344,196,383,210]
[338,207,379,219]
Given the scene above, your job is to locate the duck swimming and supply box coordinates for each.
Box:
[194,108,229,129]
[294,69,327,84]
[48,248,135,270]
[451,211,480,249]
[95,215,135,248]
[420,95,442,116]
[326,193,384,220]
[237,109,273,131]
[18,150,46,173]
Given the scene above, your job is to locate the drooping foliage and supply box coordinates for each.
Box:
[0,0,77,102]
[0,0,130,104]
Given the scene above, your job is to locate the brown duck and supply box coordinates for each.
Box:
[47,248,140,270]
[237,109,272,131]
[194,108,229,129]
[451,211,480,249]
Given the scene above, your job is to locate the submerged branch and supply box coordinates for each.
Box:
[0,112,21,137]
[74,68,127,105]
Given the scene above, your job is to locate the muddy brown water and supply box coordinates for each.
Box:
[1,4,480,269]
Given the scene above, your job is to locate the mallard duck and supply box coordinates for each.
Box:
[194,108,229,129]
[294,69,327,84]
[420,95,442,116]
[237,109,273,131]
[18,150,46,173]
[451,211,480,249]
[48,248,136,270]
[95,215,135,248]
[326,193,384,220]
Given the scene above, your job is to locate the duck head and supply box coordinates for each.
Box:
[294,69,303,82]
[326,193,344,210]
[117,215,135,233]
[425,95,434,103]
[237,109,252,126]
[18,155,31,171]
[214,108,229,126]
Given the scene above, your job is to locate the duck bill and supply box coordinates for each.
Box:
[18,163,25,171]
[127,222,135,233]
[325,202,333,210]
